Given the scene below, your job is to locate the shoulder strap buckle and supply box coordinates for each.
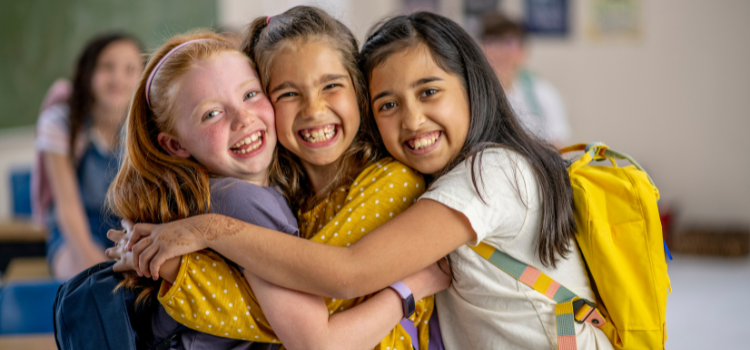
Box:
[572,298,606,327]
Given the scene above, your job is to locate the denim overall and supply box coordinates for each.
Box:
[46,137,121,265]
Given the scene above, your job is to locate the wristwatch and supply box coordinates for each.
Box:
[388,281,416,319]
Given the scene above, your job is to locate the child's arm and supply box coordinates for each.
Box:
[44,152,107,265]
[128,171,474,299]
[158,257,180,283]
[156,249,447,349]
[246,262,448,350]
[151,164,446,348]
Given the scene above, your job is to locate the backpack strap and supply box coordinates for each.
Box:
[150,325,190,350]
[469,242,606,350]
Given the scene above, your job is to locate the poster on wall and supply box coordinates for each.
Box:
[587,0,643,42]
[525,0,569,36]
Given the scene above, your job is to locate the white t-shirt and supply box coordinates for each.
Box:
[420,148,612,350]
[506,73,571,145]
[35,103,117,157]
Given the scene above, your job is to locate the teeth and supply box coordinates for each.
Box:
[410,132,440,150]
[301,125,336,143]
[231,131,264,154]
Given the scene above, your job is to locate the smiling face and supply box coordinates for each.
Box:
[369,44,470,175]
[91,40,143,120]
[267,40,360,173]
[158,52,276,185]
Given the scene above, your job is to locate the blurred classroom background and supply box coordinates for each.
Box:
[0,0,748,349]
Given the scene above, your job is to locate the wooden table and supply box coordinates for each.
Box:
[0,219,46,242]
[0,219,47,275]
[3,257,51,282]
[0,334,56,350]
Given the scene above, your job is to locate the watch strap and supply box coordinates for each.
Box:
[388,281,412,299]
[390,281,420,350]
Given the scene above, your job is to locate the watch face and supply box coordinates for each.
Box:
[404,294,416,319]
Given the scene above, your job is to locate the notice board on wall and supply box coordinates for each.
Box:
[587,0,643,42]
[0,0,217,130]
[525,0,569,36]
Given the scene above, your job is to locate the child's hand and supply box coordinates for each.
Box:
[403,258,452,300]
[127,215,213,280]
[105,228,136,272]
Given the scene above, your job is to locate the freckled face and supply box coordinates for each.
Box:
[267,40,360,170]
[369,45,470,175]
[169,52,276,183]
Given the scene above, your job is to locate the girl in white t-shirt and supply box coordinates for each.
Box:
[126,12,612,350]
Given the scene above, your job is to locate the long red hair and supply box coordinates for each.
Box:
[107,31,248,304]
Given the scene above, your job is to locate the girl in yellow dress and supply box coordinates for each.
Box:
[110,6,448,350]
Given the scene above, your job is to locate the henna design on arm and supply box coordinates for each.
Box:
[219,216,243,239]
[155,228,195,247]
[191,214,217,240]
[191,215,243,242]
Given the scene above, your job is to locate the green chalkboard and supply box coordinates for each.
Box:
[0,0,218,129]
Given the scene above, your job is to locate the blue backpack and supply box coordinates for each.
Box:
[53,261,184,350]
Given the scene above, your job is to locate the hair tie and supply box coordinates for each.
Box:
[145,39,209,109]
[266,16,272,25]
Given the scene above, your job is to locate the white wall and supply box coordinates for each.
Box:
[520,0,750,227]
[218,0,401,42]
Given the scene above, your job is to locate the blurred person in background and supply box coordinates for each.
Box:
[481,13,571,148]
[32,33,144,279]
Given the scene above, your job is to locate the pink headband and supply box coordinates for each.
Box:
[145,39,209,109]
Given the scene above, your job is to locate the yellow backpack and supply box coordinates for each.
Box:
[470,142,671,350]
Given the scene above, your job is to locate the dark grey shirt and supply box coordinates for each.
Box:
[151,177,299,350]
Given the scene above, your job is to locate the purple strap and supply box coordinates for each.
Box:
[390,282,420,350]
[400,319,420,350]
[389,281,411,299]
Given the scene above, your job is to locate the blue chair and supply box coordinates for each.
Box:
[10,168,32,218]
[0,279,61,334]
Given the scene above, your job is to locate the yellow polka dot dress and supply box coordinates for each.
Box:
[158,158,434,350]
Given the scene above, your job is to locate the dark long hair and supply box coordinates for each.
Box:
[68,32,142,157]
[359,12,576,267]
[241,6,384,215]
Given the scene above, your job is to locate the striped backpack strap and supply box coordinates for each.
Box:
[470,242,607,350]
